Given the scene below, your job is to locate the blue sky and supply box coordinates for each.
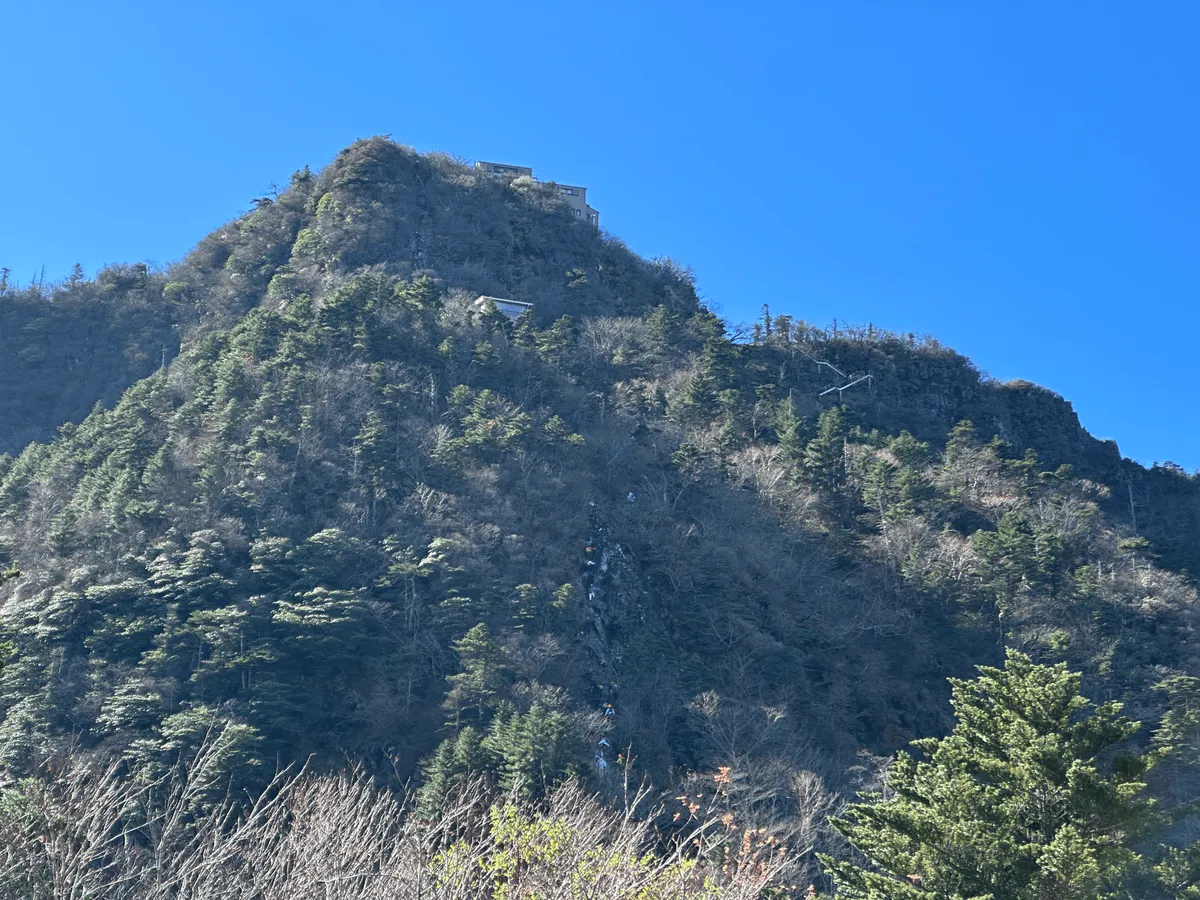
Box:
[3,2,1197,470]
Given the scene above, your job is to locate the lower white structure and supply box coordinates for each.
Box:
[476,295,533,320]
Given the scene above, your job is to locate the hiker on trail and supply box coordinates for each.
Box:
[604,704,615,717]
[598,738,610,748]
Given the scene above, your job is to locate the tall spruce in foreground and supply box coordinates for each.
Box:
[820,650,1164,899]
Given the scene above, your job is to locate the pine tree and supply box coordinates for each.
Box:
[863,456,897,532]
[1156,843,1200,899]
[415,737,456,819]
[971,510,1068,612]
[443,624,507,728]
[483,701,583,797]
[644,304,677,351]
[773,396,806,461]
[945,419,979,464]
[805,406,848,497]
[536,315,574,364]
[821,650,1163,899]
[416,726,489,819]
[66,263,85,292]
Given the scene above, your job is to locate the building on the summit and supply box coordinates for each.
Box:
[476,161,533,179]
[555,183,599,228]
[475,161,599,228]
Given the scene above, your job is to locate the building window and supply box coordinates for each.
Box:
[561,187,576,195]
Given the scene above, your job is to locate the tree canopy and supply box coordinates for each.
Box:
[822,650,1191,899]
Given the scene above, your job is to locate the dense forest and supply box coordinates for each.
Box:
[2,137,1199,897]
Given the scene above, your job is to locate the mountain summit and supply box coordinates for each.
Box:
[1,138,1198,886]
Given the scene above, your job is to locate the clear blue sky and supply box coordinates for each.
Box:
[3,2,1198,470]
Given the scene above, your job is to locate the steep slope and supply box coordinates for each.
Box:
[0,138,692,455]
[741,320,1200,576]
[0,138,1197,864]
[0,265,183,452]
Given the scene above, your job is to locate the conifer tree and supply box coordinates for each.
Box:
[944,419,979,464]
[483,701,583,797]
[805,406,848,497]
[773,396,806,461]
[66,263,85,292]
[644,304,677,351]
[416,726,488,819]
[821,650,1163,899]
[443,624,507,728]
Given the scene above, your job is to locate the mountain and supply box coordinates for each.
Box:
[1,137,1198,883]
[0,263,183,452]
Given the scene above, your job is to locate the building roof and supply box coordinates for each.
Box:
[476,296,533,320]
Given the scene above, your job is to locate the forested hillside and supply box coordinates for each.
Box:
[2,137,1199,894]
[0,264,183,451]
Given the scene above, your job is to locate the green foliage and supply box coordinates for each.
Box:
[483,701,584,797]
[772,395,807,460]
[821,651,1162,899]
[944,419,979,464]
[805,405,848,497]
[443,624,508,727]
[1154,676,1200,764]
[2,136,1200,890]
[418,699,584,814]
[1156,843,1200,899]
[417,725,489,819]
[972,509,1070,609]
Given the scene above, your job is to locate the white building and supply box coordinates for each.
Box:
[476,295,533,320]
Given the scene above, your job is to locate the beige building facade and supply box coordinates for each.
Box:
[556,184,599,228]
[476,161,533,179]
[475,161,599,228]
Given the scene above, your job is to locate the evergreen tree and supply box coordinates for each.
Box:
[821,650,1163,899]
[65,263,85,292]
[416,725,488,819]
[945,419,979,464]
[1154,676,1200,764]
[483,701,583,797]
[1156,843,1200,899]
[443,624,507,728]
[888,431,932,469]
[971,510,1068,612]
[644,304,678,351]
[863,456,897,532]
[773,395,806,461]
[416,738,456,819]
[805,406,848,497]
[536,314,574,364]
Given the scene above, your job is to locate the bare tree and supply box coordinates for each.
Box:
[1,729,795,899]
